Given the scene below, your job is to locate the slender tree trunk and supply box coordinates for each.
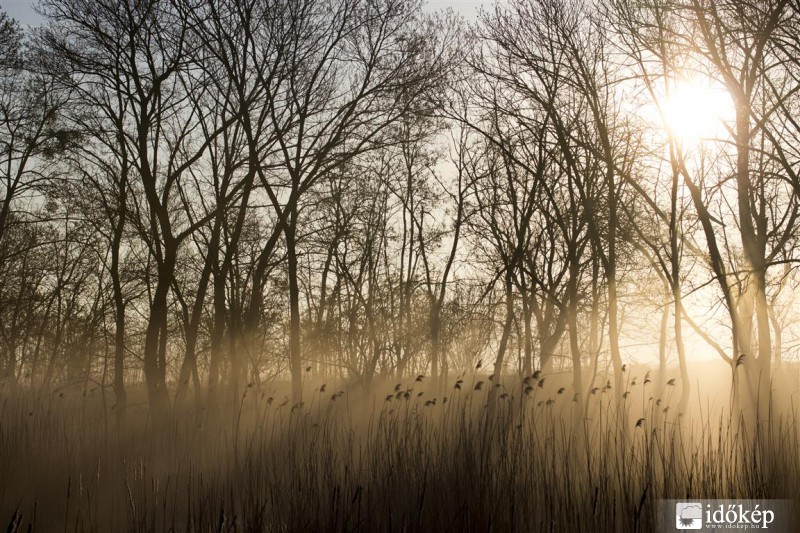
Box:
[177,224,221,410]
[566,259,584,433]
[490,274,514,412]
[538,308,567,375]
[237,197,294,392]
[768,302,782,369]
[207,255,226,408]
[673,284,690,416]
[668,149,689,417]
[753,270,772,421]
[143,249,175,421]
[176,247,214,410]
[111,265,127,424]
[286,207,302,404]
[658,285,669,398]
[110,125,130,426]
[429,297,441,385]
[521,289,533,377]
[733,101,771,422]
[315,241,335,379]
[4,338,17,391]
[607,272,624,397]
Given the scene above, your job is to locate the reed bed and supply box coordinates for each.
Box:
[2,371,799,532]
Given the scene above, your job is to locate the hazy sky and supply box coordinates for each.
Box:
[3,0,40,26]
[2,0,486,27]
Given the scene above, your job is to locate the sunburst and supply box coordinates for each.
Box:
[660,76,733,144]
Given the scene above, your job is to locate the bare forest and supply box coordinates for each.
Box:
[2,0,800,531]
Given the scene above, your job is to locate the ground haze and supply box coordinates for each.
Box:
[2,0,800,531]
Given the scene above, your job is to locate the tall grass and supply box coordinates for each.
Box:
[2,370,799,532]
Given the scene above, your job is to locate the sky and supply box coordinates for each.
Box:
[425,0,485,17]
[2,0,486,27]
[3,0,40,26]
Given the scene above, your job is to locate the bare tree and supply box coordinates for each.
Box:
[242,0,458,402]
[39,0,244,418]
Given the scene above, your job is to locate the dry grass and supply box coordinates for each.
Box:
[2,369,799,532]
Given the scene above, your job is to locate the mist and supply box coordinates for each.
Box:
[2,0,800,531]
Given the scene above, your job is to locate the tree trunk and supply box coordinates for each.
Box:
[521,289,533,377]
[753,270,772,422]
[658,286,669,399]
[286,207,303,404]
[567,262,584,432]
[490,274,514,411]
[607,272,624,398]
[733,101,771,422]
[143,249,175,422]
[176,234,215,410]
[111,271,127,425]
[110,141,129,426]
[429,297,441,387]
[673,283,690,417]
[207,259,226,409]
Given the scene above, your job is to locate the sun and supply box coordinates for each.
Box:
[660,76,733,144]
